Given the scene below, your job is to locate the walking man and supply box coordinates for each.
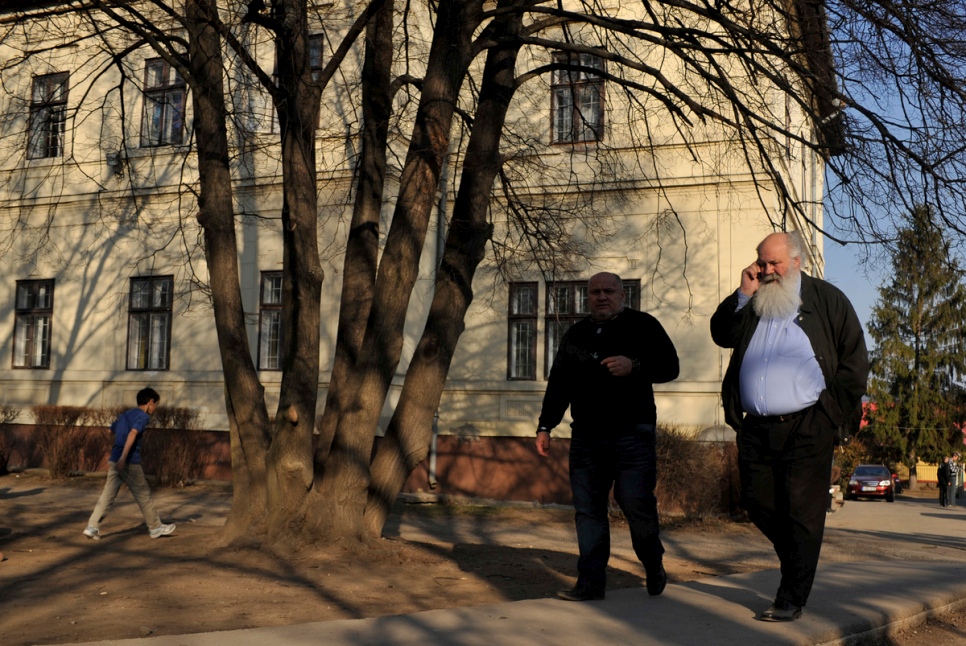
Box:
[84,387,176,540]
[711,232,868,621]
[535,272,679,601]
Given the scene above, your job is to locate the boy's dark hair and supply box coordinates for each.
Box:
[137,387,161,406]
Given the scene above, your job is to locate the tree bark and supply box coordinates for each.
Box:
[315,0,395,466]
[311,0,483,542]
[185,0,272,541]
[266,0,325,543]
[364,1,524,537]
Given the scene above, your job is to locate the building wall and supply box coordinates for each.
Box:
[0,2,827,496]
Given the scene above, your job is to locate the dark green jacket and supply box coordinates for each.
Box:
[710,273,869,434]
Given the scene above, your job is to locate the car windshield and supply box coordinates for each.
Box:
[854,466,889,478]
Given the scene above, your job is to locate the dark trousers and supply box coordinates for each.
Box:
[940,481,948,506]
[569,424,664,591]
[738,407,834,608]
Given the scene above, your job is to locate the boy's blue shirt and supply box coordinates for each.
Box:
[109,407,151,464]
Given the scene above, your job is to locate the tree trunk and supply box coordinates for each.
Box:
[311,0,483,542]
[185,0,272,541]
[365,1,525,537]
[266,0,325,544]
[315,0,395,466]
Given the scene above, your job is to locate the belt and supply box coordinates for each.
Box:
[745,408,808,424]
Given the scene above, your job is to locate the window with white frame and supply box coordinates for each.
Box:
[258,272,284,370]
[551,52,604,144]
[545,281,589,373]
[13,279,54,369]
[543,279,640,377]
[28,73,68,159]
[127,276,173,370]
[507,282,538,380]
[507,279,641,380]
[141,59,185,147]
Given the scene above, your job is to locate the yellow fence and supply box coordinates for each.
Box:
[915,462,938,484]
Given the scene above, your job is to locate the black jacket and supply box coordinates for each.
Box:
[710,273,869,434]
[538,308,679,434]
[938,461,951,486]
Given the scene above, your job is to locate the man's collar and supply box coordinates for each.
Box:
[591,306,625,324]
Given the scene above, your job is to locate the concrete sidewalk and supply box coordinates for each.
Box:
[74,560,966,646]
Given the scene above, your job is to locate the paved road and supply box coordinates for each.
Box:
[58,484,966,646]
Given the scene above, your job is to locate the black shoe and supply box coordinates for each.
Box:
[557,584,605,601]
[645,564,667,596]
[760,599,803,622]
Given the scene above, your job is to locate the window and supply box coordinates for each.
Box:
[141,59,185,146]
[127,276,173,370]
[545,281,588,372]
[270,34,324,133]
[258,272,284,370]
[507,282,538,380]
[13,279,54,368]
[544,279,640,376]
[28,73,68,159]
[309,33,324,80]
[551,53,604,143]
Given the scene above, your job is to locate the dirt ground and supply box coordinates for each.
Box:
[1,472,964,646]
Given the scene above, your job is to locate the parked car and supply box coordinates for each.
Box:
[846,464,896,502]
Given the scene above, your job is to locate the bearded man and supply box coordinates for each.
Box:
[711,231,868,622]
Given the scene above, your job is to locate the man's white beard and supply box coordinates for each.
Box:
[752,269,802,319]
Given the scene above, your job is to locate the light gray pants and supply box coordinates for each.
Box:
[88,462,162,531]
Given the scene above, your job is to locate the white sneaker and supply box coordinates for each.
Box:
[149,523,176,539]
[83,525,100,540]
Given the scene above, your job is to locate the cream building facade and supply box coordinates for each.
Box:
[0,2,828,494]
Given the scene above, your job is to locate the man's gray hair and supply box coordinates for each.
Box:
[786,230,805,260]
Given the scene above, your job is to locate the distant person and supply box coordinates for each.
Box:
[84,387,176,540]
[947,454,959,507]
[535,272,679,601]
[938,456,951,507]
[711,232,868,622]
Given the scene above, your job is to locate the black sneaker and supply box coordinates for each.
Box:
[557,584,605,601]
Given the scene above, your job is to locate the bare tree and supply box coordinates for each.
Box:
[2,0,966,547]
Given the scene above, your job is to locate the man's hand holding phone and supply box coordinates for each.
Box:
[740,262,761,297]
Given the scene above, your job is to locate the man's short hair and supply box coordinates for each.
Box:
[137,387,160,406]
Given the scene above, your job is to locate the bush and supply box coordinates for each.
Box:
[0,403,22,475]
[655,424,741,520]
[31,405,110,478]
[141,407,207,487]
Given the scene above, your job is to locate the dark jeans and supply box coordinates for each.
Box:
[738,407,835,608]
[569,423,663,591]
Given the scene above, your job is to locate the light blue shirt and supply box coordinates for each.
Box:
[736,287,825,416]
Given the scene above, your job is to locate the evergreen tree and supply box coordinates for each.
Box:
[866,206,966,486]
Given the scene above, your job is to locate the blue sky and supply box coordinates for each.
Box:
[823,240,883,342]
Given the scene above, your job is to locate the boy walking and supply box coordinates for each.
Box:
[84,387,176,540]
